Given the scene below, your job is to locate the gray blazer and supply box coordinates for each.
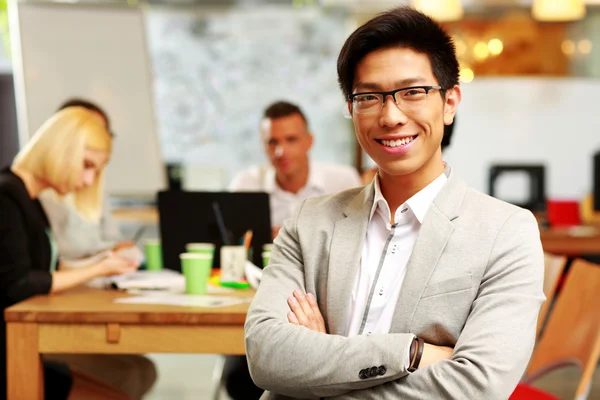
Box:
[245,166,545,400]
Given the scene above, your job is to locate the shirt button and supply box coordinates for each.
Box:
[391,245,397,254]
[379,288,384,296]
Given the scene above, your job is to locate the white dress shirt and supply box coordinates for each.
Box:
[345,172,447,347]
[229,162,362,227]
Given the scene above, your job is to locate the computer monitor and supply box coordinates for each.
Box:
[488,164,546,212]
[158,191,272,271]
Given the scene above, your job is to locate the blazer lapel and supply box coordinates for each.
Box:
[391,165,467,333]
[326,184,374,335]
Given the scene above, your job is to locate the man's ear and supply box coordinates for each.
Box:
[443,85,461,126]
[344,101,353,119]
[260,118,272,142]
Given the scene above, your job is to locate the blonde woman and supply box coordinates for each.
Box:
[0,107,155,400]
[39,98,137,260]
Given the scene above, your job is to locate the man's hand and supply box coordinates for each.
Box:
[420,343,454,368]
[287,289,327,333]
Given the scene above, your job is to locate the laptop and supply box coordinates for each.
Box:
[157,191,272,271]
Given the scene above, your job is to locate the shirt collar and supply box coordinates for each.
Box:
[370,171,448,224]
[263,162,326,194]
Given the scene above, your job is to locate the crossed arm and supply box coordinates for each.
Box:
[245,207,545,399]
[286,290,453,370]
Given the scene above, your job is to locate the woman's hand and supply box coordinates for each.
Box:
[96,253,140,277]
[51,253,140,293]
[112,240,136,252]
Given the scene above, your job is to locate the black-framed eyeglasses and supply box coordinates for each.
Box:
[348,85,443,115]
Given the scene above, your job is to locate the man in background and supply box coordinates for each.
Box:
[229,100,362,239]
[225,101,362,399]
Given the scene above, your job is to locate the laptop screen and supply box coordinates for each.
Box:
[158,191,272,271]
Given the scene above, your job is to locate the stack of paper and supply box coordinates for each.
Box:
[109,269,186,291]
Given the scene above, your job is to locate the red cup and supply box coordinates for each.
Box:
[546,200,581,228]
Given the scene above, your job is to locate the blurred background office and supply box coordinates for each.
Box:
[1,0,600,399]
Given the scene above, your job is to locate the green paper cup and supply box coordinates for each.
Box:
[180,253,213,295]
[262,251,271,268]
[185,243,215,255]
[144,240,163,271]
[263,244,274,252]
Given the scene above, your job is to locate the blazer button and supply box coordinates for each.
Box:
[359,369,368,380]
[369,366,379,377]
[378,366,387,376]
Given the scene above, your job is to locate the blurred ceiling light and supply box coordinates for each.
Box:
[562,40,576,56]
[578,39,593,54]
[413,0,464,22]
[532,0,586,22]
[473,41,489,61]
[460,67,475,83]
[454,39,467,57]
[488,39,504,56]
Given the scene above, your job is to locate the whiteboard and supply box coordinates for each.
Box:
[10,2,165,196]
[444,77,600,200]
[144,6,354,186]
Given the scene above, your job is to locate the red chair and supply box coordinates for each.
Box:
[510,383,559,400]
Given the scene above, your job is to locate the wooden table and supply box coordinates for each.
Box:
[540,226,600,256]
[4,287,253,400]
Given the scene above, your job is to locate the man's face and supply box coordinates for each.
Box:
[262,113,313,177]
[349,47,460,179]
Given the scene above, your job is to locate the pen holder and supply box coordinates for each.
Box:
[220,246,247,283]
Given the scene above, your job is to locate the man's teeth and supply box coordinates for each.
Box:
[381,136,415,147]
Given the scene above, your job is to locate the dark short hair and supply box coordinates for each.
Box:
[264,101,308,127]
[336,6,460,100]
[57,98,112,135]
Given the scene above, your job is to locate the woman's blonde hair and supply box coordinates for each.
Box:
[13,107,112,221]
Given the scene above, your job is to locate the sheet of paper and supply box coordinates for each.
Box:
[244,260,262,290]
[114,294,251,308]
[126,284,233,295]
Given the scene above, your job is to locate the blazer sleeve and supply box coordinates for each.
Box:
[0,196,52,307]
[244,200,415,399]
[327,209,546,400]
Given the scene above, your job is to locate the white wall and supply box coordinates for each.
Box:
[444,77,600,200]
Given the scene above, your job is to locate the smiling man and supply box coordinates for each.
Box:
[244,6,545,400]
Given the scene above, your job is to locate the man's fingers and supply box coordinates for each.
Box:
[287,295,308,325]
[288,290,327,333]
[306,293,326,332]
[288,312,299,325]
[293,289,314,321]
[294,289,324,331]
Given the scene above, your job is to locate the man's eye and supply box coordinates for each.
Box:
[356,95,378,102]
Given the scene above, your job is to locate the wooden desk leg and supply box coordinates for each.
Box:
[7,322,43,400]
